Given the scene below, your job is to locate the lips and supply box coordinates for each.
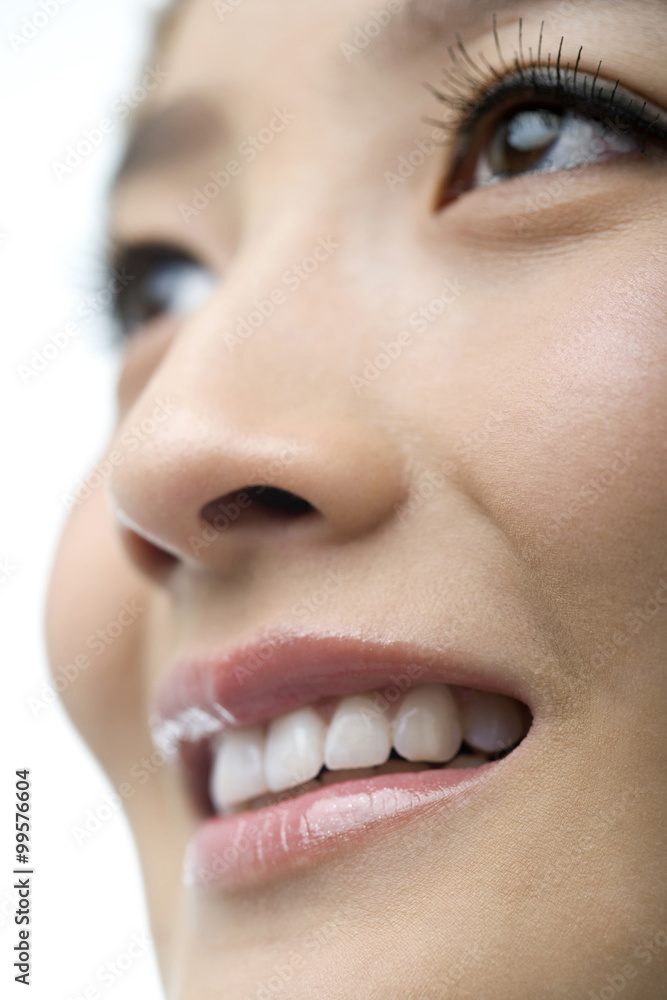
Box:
[151,632,534,890]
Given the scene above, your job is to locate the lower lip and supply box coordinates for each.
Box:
[185,763,500,891]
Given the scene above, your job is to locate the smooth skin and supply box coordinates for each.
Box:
[47,0,667,997]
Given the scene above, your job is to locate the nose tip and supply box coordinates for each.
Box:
[108,407,407,578]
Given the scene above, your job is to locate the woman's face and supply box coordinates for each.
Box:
[47,0,667,996]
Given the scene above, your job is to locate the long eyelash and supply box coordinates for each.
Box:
[425,17,667,148]
[493,13,507,73]
[536,22,544,70]
[454,33,486,82]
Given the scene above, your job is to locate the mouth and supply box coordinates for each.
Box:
[152,633,534,890]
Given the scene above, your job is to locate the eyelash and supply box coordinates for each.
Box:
[107,17,667,340]
[107,242,207,342]
[426,16,667,195]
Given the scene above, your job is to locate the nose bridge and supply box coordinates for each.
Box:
[127,219,355,424]
[108,225,408,566]
[221,228,344,368]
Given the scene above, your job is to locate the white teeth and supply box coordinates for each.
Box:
[209,726,269,810]
[445,753,488,769]
[264,707,327,793]
[392,683,462,762]
[207,685,528,813]
[460,691,526,754]
[324,694,391,770]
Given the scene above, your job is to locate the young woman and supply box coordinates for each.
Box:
[46,0,667,996]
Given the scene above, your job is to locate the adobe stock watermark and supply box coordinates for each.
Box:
[428,940,485,998]
[588,922,667,1000]
[385,124,448,193]
[70,731,179,847]
[350,276,466,393]
[589,577,667,671]
[510,170,578,231]
[17,267,135,386]
[249,912,349,999]
[340,0,404,62]
[64,932,153,1000]
[352,665,427,728]
[397,411,506,522]
[0,557,17,586]
[52,66,169,181]
[530,448,638,553]
[188,443,300,556]
[7,0,75,54]
[223,236,340,351]
[61,397,177,510]
[212,0,245,19]
[542,784,646,900]
[0,885,18,933]
[542,0,579,24]
[179,107,296,223]
[28,599,145,718]
[185,824,260,888]
[233,569,350,686]
[508,105,636,231]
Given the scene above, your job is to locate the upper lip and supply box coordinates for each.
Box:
[150,629,537,752]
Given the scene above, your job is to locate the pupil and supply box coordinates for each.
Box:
[493,108,563,175]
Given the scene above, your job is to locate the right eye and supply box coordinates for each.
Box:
[111,244,217,337]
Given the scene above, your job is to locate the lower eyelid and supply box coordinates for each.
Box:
[117,314,181,406]
[440,155,659,249]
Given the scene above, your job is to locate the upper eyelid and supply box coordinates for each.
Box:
[426,63,667,149]
[425,14,667,143]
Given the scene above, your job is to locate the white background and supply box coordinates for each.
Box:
[1,2,171,998]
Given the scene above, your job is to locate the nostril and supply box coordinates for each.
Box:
[246,486,314,517]
[118,526,178,580]
[200,486,316,529]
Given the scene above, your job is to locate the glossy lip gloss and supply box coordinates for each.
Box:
[151,630,535,891]
[185,763,503,891]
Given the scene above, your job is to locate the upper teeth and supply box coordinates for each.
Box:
[209,684,526,812]
[324,694,392,770]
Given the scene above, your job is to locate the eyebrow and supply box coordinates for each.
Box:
[368,0,545,61]
[111,0,527,191]
[113,94,224,187]
[396,0,525,34]
[363,0,664,61]
[113,0,662,191]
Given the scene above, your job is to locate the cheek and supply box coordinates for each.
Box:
[507,261,667,549]
[45,483,150,774]
[468,258,667,681]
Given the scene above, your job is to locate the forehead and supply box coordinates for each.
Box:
[155,0,505,73]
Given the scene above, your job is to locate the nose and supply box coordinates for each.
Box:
[108,327,406,579]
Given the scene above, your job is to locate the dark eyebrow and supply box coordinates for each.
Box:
[364,0,663,61]
[112,0,522,192]
[113,0,662,191]
[363,0,532,60]
[113,94,224,188]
